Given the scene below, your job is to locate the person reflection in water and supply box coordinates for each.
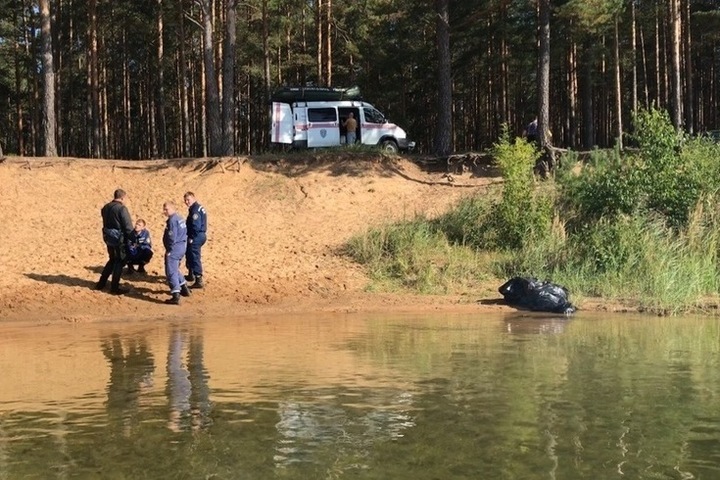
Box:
[166,326,212,432]
[102,334,155,434]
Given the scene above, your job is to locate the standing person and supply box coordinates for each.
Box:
[343,112,358,145]
[524,117,538,145]
[126,219,154,274]
[96,189,135,295]
[163,201,192,305]
[183,191,207,289]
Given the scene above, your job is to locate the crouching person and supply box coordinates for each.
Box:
[126,219,154,274]
[162,201,191,305]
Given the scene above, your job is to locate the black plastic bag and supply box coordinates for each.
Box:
[499,277,576,315]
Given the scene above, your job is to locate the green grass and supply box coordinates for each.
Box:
[345,217,494,295]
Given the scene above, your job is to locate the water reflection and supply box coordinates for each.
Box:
[504,315,569,335]
[102,333,155,435]
[166,326,212,432]
[274,390,415,469]
[0,314,718,479]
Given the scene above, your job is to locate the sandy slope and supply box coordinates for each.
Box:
[0,154,516,323]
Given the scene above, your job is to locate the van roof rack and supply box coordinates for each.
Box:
[271,86,362,103]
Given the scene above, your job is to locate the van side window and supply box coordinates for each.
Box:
[363,107,385,124]
[308,108,337,122]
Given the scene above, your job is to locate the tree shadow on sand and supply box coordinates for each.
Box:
[24,272,169,305]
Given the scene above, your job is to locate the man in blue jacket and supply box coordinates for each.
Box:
[163,201,192,305]
[183,191,207,289]
[126,219,154,274]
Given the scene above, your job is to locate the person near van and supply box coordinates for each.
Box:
[343,112,358,145]
[96,188,135,295]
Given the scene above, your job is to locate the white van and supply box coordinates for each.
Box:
[270,87,415,153]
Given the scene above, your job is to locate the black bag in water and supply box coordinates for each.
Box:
[499,277,576,315]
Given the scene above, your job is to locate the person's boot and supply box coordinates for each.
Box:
[94,281,106,291]
[192,275,204,289]
[126,265,136,275]
[110,287,130,295]
[165,292,181,305]
[184,272,195,282]
[180,283,192,297]
[138,264,147,274]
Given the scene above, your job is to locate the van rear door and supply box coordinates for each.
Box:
[307,107,339,147]
[271,102,293,144]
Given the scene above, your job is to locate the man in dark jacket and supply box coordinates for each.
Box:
[183,191,207,288]
[96,189,134,294]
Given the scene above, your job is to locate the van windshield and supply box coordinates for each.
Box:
[363,107,385,124]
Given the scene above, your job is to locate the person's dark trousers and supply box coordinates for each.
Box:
[185,233,206,276]
[127,249,153,268]
[98,245,126,291]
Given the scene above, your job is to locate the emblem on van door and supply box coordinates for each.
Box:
[320,129,327,138]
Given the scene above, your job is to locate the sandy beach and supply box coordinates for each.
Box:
[0,154,521,324]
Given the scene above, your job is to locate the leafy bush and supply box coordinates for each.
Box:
[489,128,553,249]
[560,108,709,228]
[558,147,643,229]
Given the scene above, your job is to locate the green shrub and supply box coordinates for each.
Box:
[558,148,644,228]
[489,128,552,249]
[560,108,707,229]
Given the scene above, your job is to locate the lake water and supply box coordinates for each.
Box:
[0,312,719,479]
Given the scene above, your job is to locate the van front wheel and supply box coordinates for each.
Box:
[380,139,399,154]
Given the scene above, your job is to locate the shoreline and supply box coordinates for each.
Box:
[0,155,636,325]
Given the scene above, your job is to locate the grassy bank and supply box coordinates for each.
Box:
[346,109,720,315]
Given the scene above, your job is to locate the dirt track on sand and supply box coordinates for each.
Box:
[0,154,607,324]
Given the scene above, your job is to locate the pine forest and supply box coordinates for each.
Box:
[0,0,719,159]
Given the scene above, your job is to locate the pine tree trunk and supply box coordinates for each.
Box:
[316,0,323,84]
[262,0,270,95]
[683,0,693,133]
[326,0,332,85]
[156,0,167,157]
[631,1,638,115]
[200,0,222,156]
[39,0,57,156]
[639,24,650,108]
[13,3,23,155]
[123,29,131,157]
[178,0,190,156]
[581,42,594,149]
[301,4,307,85]
[537,0,551,148]
[434,0,452,156]
[89,0,100,157]
[222,0,237,156]
[613,19,623,149]
[669,0,682,130]
[568,40,578,148]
